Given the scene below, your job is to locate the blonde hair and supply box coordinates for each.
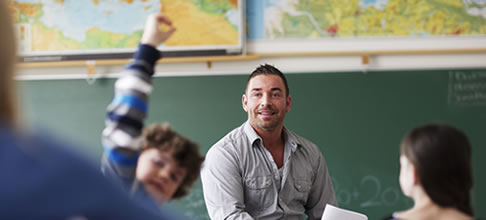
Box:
[0,1,18,126]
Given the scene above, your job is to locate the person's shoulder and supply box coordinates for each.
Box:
[24,130,98,172]
[205,123,254,167]
[0,127,172,219]
[209,123,247,151]
[286,128,321,153]
[0,127,93,172]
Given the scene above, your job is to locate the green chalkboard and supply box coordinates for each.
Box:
[19,69,486,219]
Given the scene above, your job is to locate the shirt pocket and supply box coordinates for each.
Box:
[244,175,274,212]
[294,179,312,204]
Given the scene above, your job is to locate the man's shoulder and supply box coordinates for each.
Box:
[286,128,323,156]
[211,123,248,150]
[286,129,318,148]
[205,123,253,162]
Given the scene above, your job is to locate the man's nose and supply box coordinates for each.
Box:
[260,93,271,106]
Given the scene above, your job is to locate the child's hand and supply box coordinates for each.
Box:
[140,13,176,47]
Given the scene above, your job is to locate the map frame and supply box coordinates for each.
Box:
[13,0,246,62]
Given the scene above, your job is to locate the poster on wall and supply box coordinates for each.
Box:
[246,0,486,53]
[11,0,245,61]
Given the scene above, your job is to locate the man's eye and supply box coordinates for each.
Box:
[253,93,261,97]
[272,93,281,97]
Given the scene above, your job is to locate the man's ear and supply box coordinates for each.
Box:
[242,94,248,112]
[286,95,291,112]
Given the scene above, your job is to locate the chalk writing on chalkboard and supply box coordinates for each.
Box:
[448,71,486,105]
[333,176,412,208]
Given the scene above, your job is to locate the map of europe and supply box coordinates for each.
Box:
[248,0,486,39]
[11,0,240,55]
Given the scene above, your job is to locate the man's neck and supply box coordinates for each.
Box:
[251,123,285,149]
[251,122,286,168]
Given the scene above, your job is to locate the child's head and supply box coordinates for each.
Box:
[399,124,473,216]
[136,123,204,204]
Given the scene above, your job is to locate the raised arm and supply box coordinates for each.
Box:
[101,14,175,184]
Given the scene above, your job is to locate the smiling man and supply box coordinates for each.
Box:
[201,64,337,220]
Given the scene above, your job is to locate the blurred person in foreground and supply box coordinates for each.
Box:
[0,1,178,219]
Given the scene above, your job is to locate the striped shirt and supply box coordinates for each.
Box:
[101,44,160,209]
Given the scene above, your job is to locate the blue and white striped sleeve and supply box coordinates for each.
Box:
[101,44,160,182]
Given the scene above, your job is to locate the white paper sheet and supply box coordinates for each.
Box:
[321,204,368,220]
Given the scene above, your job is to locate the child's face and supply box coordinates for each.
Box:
[136,148,187,204]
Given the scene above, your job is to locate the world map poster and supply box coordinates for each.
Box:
[11,0,243,60]
[248,0,486,40]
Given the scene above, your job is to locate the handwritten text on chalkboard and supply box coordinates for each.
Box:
[448,71,486,105]
[333,176,412,208]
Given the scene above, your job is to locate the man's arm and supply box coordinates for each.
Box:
[305,153,337,220]
[101,14,175,183]
[201,145,255,220]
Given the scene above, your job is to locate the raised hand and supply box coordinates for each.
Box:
[140,13,176,47]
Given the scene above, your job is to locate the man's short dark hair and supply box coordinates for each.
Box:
[246,64,290,97]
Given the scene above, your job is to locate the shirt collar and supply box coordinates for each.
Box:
[243,121,300,152]
[243,121,261,146]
